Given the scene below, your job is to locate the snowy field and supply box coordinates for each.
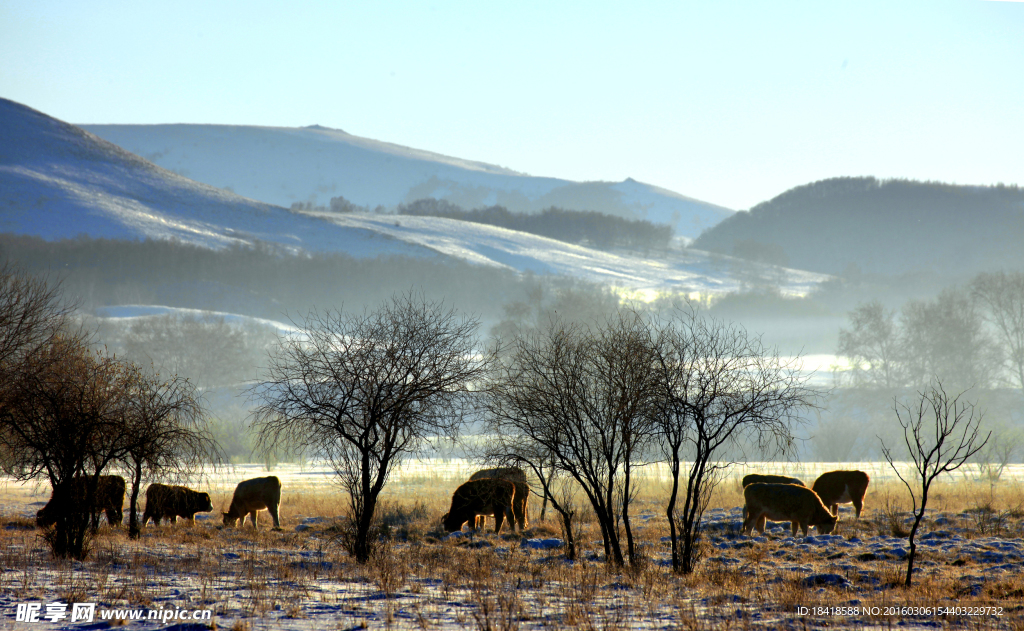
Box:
[2,461,1022,630]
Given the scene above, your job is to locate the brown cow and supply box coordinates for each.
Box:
[469,467,530,531]
[442,479,516,534]
[741,474,806,522]
[742,483,837,537]
[741,473,805,488]
[222,476,282,530]
[36,475,125,529]
[812,470,870,518]
[143,483,213,526]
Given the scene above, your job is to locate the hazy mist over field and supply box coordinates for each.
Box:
[3,4,1024,629]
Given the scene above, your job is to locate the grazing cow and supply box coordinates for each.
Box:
[36,475,125,529]
[143,483,214,526]
[222,476,282,530]
[442,478,516,534]
[741,474,805,488]
[742,483,838,537]
[469,467,530,531]
[741,474,806,522]
[812,470,870,518]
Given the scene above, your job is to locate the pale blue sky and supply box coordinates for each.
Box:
[2,1,1022,210]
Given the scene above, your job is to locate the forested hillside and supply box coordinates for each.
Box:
[692,177,1024,278]
[396,199,673,251]
[0,235,522,321]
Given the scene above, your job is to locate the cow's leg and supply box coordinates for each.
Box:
[269,504,281,529]
[170,515,178,524]
[249,510,259,529]
[492,504,506,534]
[853,496,863,519]
[741,513,756,536]
[756,514,767,534]
[830,503,839,517]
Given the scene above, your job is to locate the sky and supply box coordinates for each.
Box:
[2,1,1023,211]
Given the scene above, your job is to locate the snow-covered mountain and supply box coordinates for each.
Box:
[1,97,828,299]
[0,98,434,257]
[82,122,734,240]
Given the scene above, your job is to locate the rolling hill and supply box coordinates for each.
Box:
[692,177,1024,278]
[0,97,829,302]
[81,122,734,240]
[0,98,433,259]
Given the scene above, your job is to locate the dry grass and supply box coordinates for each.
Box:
[1,474,1022,630]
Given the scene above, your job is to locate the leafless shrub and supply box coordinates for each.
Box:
[880,380,990,586]
[485,311,662,567]
[250,292,486,563]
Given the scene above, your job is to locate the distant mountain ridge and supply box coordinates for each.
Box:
[0,97,438,258]
[82,122,734,239]
[692,177,1024,278]
[0,97,828,301]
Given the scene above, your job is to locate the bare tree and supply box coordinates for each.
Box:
[485,311,661,567]
[123,313,274,388]
[900,288,998,390]
[836,300,906,389]
[0,335,134,558]
[971,271,1024,391]
[250,293,485,563]
[970,421,1023,489]
[653,308,818,574]
[119,366,219,538]
[0,265,73,460]
[880,382,989,586]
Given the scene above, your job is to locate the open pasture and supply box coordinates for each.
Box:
[1,463,1023,630]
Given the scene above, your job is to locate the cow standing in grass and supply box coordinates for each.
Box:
[742,483,837,537]
[222,476,282,530]
[36,475,125,530]
[812,470,870,518]
[468,467,530,532]
[143,483,213,526]
[741,474,806,522]
[442,479,516,534]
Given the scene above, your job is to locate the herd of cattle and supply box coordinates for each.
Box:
[33,475,282,530]
[32,468,869,540]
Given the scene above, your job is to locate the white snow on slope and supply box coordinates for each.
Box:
[83,122,736,239]
[2,97,828,300]
[0,98,436,259]
[306,211,831,297]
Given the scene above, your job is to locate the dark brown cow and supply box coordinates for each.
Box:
[143,483,213,526]
[222,476,282,530]
[741,473,806,487]
[442,479,516,534]
[812,470,870,518]
[468,467,530,531]
[36,475,125,529]
[742,483,838,538]
[741,474,806,522]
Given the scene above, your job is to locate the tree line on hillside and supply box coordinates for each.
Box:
[396,198,673,251]
[692,177,1024,278]
[0,234,523,321]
